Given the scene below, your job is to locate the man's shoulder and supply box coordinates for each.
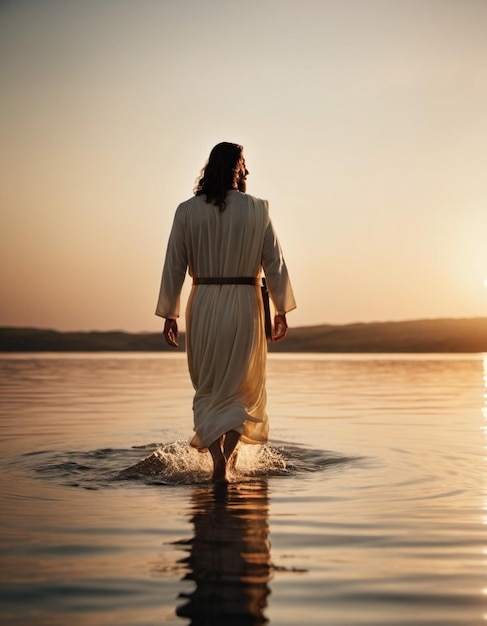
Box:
[176,192,269,211]
[178,195,200,208]
[239,192,269,208]
[174,195,202,216]
[244,191,267,202]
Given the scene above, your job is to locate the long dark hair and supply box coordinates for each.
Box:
[194,142,246,211]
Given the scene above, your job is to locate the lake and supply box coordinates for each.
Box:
[1,352,486,625]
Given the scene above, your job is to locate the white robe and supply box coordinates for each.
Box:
[156,190,296,450]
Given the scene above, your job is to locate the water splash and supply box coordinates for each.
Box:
[23,440,354,488]
[118,440,351,485]
[118,440,212,484]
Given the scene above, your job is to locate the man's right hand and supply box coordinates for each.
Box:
[163,318,179,347]
[272,314,288,342]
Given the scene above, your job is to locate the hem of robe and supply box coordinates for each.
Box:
[189,405,268,452]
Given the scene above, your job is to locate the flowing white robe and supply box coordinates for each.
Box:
[156,190,296,450]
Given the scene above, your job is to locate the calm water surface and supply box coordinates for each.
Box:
[1,353,487,625]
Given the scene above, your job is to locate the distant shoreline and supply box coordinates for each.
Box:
[1,318,487,353]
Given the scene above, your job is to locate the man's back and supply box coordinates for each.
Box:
[178,190,269,280]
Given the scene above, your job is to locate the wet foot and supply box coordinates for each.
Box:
[211,457,228,484]
[227,449,238,473]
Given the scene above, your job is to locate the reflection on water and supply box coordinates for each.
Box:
[2,354,487,625]
[483,356,487,530]
[483,356,487,426]
[175,482,271,625]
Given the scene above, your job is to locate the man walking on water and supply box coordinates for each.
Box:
[156,142,296,482]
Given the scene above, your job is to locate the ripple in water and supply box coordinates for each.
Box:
[23,440,353,488]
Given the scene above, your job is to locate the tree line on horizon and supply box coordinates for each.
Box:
[1,318,487,352]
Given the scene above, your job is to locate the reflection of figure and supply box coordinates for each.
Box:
[156,142,296,482]
[176,482,271,625]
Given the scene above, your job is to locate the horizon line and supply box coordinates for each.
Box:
[2,316,487,334]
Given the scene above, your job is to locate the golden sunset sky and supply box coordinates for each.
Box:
[1,0,486,331]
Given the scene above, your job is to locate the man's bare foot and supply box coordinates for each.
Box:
[227,449,238,473]
[211,457,228,484]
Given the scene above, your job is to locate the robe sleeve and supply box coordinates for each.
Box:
[155,204,188,319]
[261,207,297,315]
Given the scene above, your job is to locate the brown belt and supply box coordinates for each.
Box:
[192,276,272,339]
[193,277,259,285]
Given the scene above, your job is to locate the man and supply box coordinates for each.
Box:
[156,142,296,483]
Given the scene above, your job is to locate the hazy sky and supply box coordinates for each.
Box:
[1,0,487,332]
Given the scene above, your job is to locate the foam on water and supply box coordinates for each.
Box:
[118,440,292,484]
[119,440,355,485]
[23,440,353,488]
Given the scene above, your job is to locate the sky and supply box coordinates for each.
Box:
[1,0,487,332]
